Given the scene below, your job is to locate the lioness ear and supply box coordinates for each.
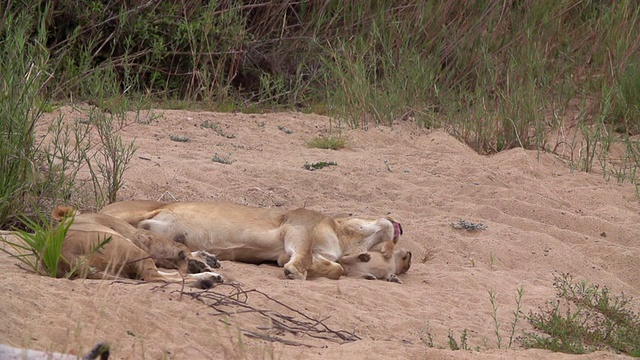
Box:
[52,206,76,221]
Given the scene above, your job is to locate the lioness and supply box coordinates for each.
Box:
[339,248,412,284]
[53,206,221,272]
[53,207,223,288]
[99,201,403,280]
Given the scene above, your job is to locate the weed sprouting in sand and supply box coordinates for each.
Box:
[306,136,346,150]
[303,161,338,171]
[169,134,190,142]
[212,153,235,165]
[278,125,293,134]
[422,286,525,351]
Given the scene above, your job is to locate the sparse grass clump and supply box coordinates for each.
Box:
[303,161,337,171]
[200,120,218,129]
[199,120,235,138]
[520,273,640,357]
[306,136,346,150]
[212,153,235,165]
[278,126,293,134]
[169,134,190,142]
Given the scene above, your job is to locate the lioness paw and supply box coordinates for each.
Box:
[363,274,377,280]
[284,266,307,280]
[388,274,403,284]
[194,272,224,289]
[188,259,210,274]
[190,250,221,269]
[202,252,221,269]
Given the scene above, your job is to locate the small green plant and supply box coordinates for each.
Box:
[199,120,236,138]
[0,210,73,277]
[468,256,476,267]
[200,120,218,129]
[303,161,338,171]
[0,214,72,277]
[0,208,112,279]
[486,286,525,350]
[306,136,346,150]
[88,110,137,206]
[419,322,434,348]
[508,286,525,349]
[488,289,503,349]
[278,125,293,134]
[215,128,236,139]
[169,134,190,142]
[447,329,470,351]
[520,273,640,357]
[212,153,235,165]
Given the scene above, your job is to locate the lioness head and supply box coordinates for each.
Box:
[394,248,412,275]
[132,230,190,273]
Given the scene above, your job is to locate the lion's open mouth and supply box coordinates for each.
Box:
[392,221,403,239]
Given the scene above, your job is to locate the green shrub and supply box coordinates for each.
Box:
[520,273,640,357]
[0,4,50,227]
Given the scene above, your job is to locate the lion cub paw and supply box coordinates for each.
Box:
[363,274,378,280]
[387,274,403,284]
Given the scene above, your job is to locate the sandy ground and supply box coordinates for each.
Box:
[1,106,639,359]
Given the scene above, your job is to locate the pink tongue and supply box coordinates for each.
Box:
[393,221,403,238]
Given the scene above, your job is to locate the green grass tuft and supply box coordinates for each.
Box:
[169,134,190,142]
[0,210,73,277]
[306,136,346,150]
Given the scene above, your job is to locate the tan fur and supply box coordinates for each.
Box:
[99,200,166,226]
[53,206,222,288]
[339,248,412,283]
[99,201,403,280]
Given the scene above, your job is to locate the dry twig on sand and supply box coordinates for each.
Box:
[174,283,360,347]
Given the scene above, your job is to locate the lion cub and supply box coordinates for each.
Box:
[339,248,411,284]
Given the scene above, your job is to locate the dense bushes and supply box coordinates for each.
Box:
[1,0,639,227]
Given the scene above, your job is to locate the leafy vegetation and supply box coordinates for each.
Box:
[520,273,640,357]
[212,153,236,165]
[2,1,640,223]
[303,161,338,171]
[0,4,136,227]
[169,134,190,142]
[0,210,73,277]
[306,136,347,150]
